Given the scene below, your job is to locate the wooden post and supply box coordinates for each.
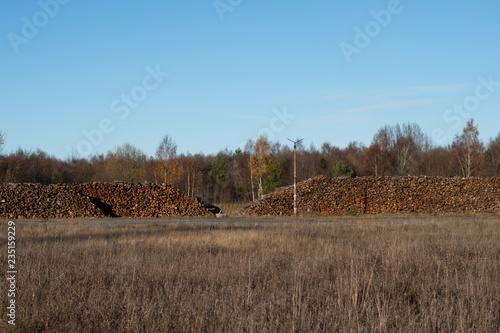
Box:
[288,138,303,216]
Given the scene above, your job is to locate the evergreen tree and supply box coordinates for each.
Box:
[331,160,355,177]
[263,158,281,194]
[209,154,229,185]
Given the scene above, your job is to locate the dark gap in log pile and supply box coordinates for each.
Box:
[87,197,118,217]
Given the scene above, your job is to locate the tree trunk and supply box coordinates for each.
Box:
[251,171,255,202]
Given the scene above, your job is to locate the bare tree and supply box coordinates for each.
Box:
[365,127,394,176]
[181,154,204,197]
[345,141,366,176]
[393,123,431,175]
[485,133,500,176]
[107,143,147,182]
[0,131,5,153]
[364,143,393,176]
[420,146,455,177]
[369,123,431,176]
[230,148,252,202]
[156,135,182,184]
[452,119,485,178]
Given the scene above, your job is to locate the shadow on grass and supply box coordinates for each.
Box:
[17,222,263,245]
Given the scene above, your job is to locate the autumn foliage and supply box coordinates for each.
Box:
[250,136,270,200]
[0,120,499,204]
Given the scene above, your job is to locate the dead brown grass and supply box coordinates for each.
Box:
[214,202,247,217]
[1,219,499,332]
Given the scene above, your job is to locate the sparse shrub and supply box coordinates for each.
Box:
[347,205,359,216]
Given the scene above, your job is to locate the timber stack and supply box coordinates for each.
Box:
[243,176,500,216]
[0,184,104,219]
[0,183,212,219]
[73,183,211,218]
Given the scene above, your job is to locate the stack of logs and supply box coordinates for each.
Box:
[0,183,212,219]
[72,183,212,218]
[0,184,104,219]
[243,176,500,216]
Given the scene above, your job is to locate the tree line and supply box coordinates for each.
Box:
[0,119,499,204]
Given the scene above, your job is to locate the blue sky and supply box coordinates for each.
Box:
[1,0,499,158]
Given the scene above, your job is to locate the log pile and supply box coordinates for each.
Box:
[0,183,212,219]
[0,184,104,219]
[73,183,212,218]
[243,176,500,216]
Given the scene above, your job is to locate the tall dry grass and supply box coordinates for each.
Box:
[1,218,499,332]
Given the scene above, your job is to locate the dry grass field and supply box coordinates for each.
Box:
[1,217,499,332]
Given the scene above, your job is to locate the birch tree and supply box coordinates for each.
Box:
[250,136,269,199]
[452,119,485,178]
[156,135,183,185]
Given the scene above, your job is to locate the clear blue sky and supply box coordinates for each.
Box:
[1,0,499,158]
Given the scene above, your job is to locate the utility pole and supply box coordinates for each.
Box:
[287,138,303,216]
